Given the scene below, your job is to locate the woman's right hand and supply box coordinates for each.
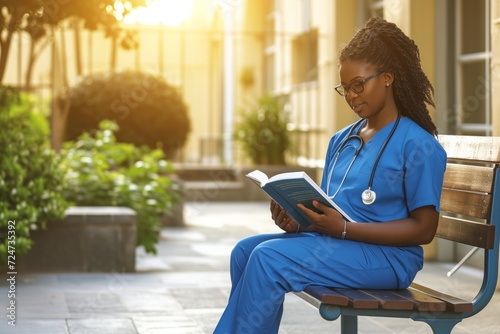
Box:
[270,200,300,233]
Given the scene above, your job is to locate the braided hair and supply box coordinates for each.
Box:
[339,17,438,136]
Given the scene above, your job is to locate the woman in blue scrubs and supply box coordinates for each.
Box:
[214,17,447,334]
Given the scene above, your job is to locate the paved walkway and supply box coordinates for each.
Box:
[1,202,499,333]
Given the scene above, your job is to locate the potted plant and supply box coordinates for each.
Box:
[233,93,291,165]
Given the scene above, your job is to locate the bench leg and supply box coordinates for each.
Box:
[340,315,358,334]
[415,318,462,334]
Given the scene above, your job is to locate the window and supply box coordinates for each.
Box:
[455,0,491,135]
[291,29,318,84]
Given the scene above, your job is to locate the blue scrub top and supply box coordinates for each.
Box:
[321,117,447,224]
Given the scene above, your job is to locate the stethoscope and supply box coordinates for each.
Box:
[327,114,401,205]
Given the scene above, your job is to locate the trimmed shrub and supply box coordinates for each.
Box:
[64,71,191,159]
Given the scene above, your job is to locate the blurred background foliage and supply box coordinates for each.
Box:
[0,82,185,260]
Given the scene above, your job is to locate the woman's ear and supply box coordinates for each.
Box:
[383,72,394,86]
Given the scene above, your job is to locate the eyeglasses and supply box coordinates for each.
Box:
[334,71,381,96]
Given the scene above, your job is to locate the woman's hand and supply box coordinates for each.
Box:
[299,200,440,246]
[270,200,301,233]
[297,200,345,237]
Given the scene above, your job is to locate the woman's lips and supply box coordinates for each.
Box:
[351,102,365,112]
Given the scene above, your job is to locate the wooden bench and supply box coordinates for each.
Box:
[295,135,500,333]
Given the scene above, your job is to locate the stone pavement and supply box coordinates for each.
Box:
[1,202,499,334]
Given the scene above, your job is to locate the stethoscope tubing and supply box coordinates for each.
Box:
[327,114,400,204]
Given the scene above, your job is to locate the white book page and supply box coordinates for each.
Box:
[267,171,305,183]
[245,170,269,186]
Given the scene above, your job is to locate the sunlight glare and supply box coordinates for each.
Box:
[122,0,195,26]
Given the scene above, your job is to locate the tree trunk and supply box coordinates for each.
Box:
[0,8,23,85]
[50,27,70,152]
[73,18,82,76]
[51,94,70,152]
[110,34,117,72]
[24,39,36,92]
[0,30,15,85]
[24,33,52,92]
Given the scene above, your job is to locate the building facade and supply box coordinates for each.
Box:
[4,0,498,166]
[234,0,499,167]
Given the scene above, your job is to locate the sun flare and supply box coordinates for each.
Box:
[120,0,195,26]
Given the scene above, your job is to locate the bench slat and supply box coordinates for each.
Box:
[299,284,471,314]
[442,164,494,193]
[394,287,447,312]
[439,135,500,163]
[334,289,380,309]
[303,285,349,306]
[440,188,491,219]
[436,215,496,248]
[410,283,473,313]
[358,290,414,310]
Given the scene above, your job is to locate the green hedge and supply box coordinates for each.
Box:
[0,87,69,267]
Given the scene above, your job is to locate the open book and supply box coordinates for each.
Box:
[246,170,354,228]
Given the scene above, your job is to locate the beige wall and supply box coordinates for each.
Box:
[384,0,436,123]
[331,0,358,132]
[492,0,500,136]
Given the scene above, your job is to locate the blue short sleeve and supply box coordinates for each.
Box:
[403,134,447,213]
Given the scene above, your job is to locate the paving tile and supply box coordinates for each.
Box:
[170,287,229,309]
[185,309,226,334]
[56,273,138,291]
[17,289,70,318]
[66,293,125,314]
[120,291,182,312]
[135,256,172,272]
[133,313,204,334]
[157,271,230,289]
[0,319,69,334]
[68,317,136,334]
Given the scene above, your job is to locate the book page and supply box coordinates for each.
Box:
[245,170,269,187]
[267,171,305,183]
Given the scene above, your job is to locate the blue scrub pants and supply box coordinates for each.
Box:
[213,232,422,334]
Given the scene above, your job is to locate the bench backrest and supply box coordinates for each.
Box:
[437,135,500,314]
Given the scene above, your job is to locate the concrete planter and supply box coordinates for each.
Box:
[18,206,137,273]
[161,197,185,227]
[161,180,185,226]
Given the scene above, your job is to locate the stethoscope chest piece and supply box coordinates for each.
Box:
[361,188,376,205]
